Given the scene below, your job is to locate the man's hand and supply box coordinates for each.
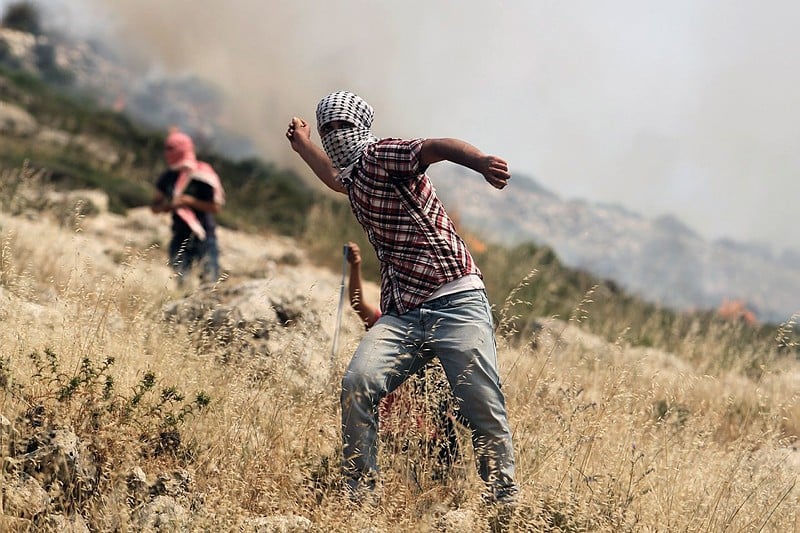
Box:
[346,241,362,266]
[478,154,511,190]
[285,116,345,194]
[286,117,312,152]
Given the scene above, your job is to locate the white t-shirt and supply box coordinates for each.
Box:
[424,274,485,302]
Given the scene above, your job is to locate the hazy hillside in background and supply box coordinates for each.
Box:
[0,7,797,326]
[433,165,800,324]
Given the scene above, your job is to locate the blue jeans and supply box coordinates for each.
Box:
[341,289,518,502]
[169,234,220,283]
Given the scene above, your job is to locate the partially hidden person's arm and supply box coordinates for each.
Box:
[172,194,220,214]
[346,242,381,328]
[172,178,222,214]
[286,117,346,194]
[419,138,511,190]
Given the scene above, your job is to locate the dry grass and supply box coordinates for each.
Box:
[0,177,798,531]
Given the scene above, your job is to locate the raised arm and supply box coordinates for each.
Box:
[346,241,381,329]
[286,117,346,194]
[419,138,511,190]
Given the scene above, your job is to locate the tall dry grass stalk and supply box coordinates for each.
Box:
[0,183,797,531]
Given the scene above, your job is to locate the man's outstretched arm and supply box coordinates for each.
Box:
[286,117,346,194]
[419,138,511,190]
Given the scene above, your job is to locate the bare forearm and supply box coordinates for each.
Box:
[349,266,365,311]
[420,138,483,170]
[295,142,346,194]
[348,265,379,326]
[420,138,511,190]
[178,196,220,214]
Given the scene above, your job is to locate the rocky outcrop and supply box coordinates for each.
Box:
[2,427,318,529]
[0,25,246,157]
[0,27,41,73]
[0,94,122,171]
[0,100,37,135]
[161,274,342,387]
[2,436,320,530]
[2,422,94,524]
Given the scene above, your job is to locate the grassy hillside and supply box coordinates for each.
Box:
[0,174,797,531]
[0,64,796,363]
[0,61,798,531]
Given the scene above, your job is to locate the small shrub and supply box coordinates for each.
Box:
[5,347,212,460]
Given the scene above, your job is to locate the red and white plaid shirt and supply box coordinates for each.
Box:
[340,138,481,314]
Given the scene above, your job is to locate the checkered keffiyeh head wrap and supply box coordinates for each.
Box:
[316,91,379,169]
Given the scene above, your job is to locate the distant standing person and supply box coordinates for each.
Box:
[345,241,461,479]
[286,91,518,505]
[151,128,225,285]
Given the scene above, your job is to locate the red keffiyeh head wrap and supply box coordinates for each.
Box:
[164,127,197,170]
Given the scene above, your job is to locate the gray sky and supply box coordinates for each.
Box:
[35,0,800,253]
